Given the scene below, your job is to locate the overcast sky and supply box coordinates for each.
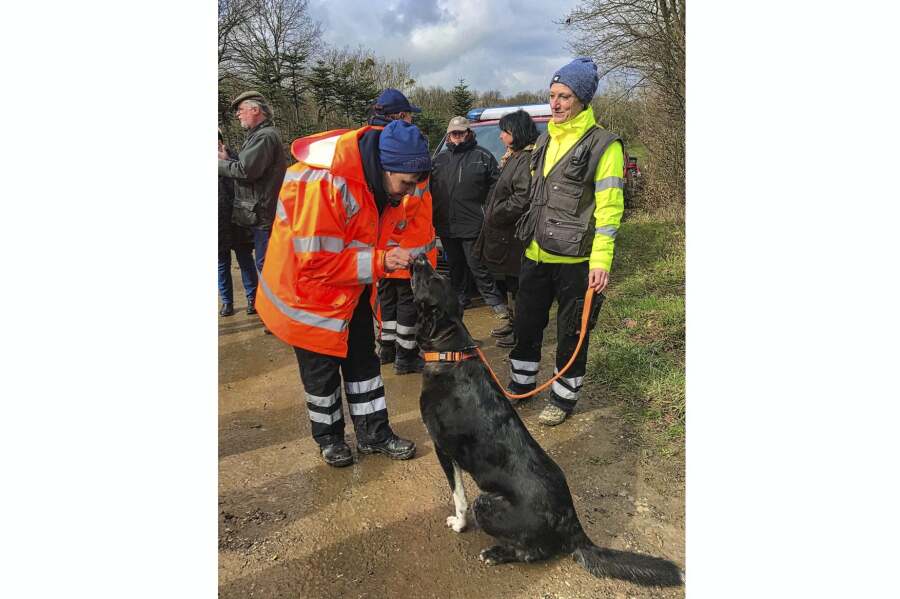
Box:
[307,0,583,96]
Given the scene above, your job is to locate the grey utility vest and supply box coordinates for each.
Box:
[516,124,621,257]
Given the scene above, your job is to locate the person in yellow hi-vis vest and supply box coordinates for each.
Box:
[509,57,625,426]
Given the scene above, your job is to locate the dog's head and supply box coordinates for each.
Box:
[410,254,476,352]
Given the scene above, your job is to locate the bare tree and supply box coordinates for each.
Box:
[564,0,685,212]
[218,0,256,80]
[229,0,323,103]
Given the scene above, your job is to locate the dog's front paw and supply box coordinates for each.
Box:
[446,515,467,532]
[479,545,515,565]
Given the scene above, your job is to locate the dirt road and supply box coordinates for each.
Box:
[219,279,685,598]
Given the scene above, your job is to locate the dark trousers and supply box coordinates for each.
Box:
[293,287,393,447]
[217,246,258,305]
[252,228,271,274]
[440,236,506,309]
[377,278,419,363]
[496,276,519,310]
[508,258,604,414]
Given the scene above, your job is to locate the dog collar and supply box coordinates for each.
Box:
[421,349,479,363]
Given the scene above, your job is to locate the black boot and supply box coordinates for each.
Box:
[320,440,353,467]
[357,434,416,460]
[379,342,396,365]
[496,331,516,348]
[490,306,513,337]
[220,303,234,317]
[394,354,424,375]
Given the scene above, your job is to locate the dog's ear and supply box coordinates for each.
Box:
[416,301,441,349]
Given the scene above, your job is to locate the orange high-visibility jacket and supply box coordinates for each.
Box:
[257,126,406,357]
[383,179,437,280]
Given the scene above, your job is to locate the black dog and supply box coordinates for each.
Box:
[410,254,682,587]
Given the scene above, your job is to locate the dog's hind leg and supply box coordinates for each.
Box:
[473,493,558,565]
[435,445,468,532]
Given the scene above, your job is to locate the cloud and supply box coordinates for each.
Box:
[379,0,450,31]
[308,0,583,96]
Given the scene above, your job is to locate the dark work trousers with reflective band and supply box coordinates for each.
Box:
[508,258,604,414]
[293,286,394,447]
[377,278,419,364]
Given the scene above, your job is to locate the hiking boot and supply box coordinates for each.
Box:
[379,343,396,365]
[394,355,424,375]
[246,301,257,315]
[219,303,234,317]
[357,434,416,460]
[538,404,568,426]
[496,332,516,348]
[320,441,353,467]
[490,307,513,337]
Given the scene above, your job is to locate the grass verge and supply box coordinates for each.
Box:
[588,210,685,453]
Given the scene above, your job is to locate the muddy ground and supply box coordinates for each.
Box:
[219,272,685,599]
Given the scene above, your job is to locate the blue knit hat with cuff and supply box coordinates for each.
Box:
[550,57,599,105]
[378,120,432,173]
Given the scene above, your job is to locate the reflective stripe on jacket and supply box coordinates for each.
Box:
[257,126,405,357]
[384,179,437,280]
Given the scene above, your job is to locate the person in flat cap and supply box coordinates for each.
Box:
[430,115,507,328]
[218,91,287,312]
[256,118,432,467]
[509,57,626,427]
[366,89,436,374]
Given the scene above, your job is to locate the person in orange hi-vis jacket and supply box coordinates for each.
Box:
[256,119,432,467]
[365,89,437,374]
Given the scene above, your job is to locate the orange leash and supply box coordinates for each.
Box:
[475,287,595,401]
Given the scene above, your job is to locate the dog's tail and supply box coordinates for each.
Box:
[572,539,683,587]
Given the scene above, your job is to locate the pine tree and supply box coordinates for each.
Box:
[451,79,474,117]
[306,60,335,127]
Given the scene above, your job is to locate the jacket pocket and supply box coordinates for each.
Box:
[563,143,591,181]
[479,223,510,265]
[232,200,259,227]
[547,180,583,215]
[540,218,588,256]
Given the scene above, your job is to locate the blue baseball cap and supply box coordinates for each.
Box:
[374,88,421,115]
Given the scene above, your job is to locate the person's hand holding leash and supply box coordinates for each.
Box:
[588,268,609,294]
[384,247,412,272]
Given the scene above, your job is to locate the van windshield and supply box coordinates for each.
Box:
[434,121,549,164]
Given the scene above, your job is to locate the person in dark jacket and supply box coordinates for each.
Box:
[473,110,539,347]
[430,116,509,323]
[218,91,288,288]
[367,89,428,373]
[218,131,259,316]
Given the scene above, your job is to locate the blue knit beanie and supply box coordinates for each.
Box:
[378,120,432,173]
[550,57,599,105]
